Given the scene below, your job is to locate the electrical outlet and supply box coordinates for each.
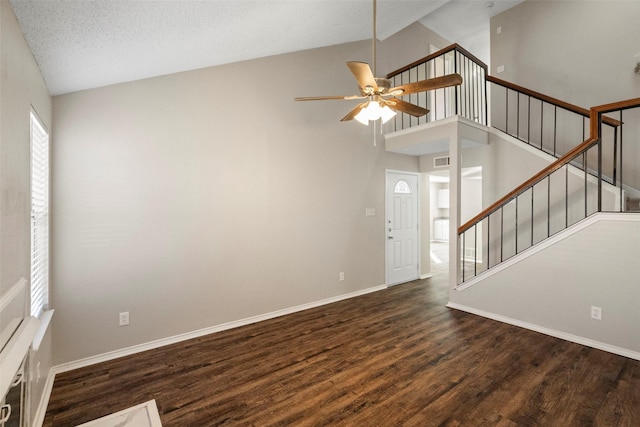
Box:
[591,306,602,320]
[119,311,130,326]
[339,272,345,282]
[497,65,505,73]
[36,362,41,383]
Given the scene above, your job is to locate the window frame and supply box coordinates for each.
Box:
[30,110,49,318]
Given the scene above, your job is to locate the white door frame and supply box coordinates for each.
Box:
[385,169,421,286]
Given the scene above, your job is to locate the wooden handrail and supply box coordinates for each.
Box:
[458,97,640,235]
[386,43,488,79]
[487,76,622,127]
[592,98,640,115]
[458,137,598,234]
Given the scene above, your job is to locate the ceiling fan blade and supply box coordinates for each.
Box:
[295,95,364,101]
[384,98,429,117]
[340,102,367,122]
[346,61,379,93]
[389,73,463,96]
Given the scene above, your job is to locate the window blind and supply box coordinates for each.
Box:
[30,111,49,318]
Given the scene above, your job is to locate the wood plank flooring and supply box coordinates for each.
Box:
[43,264,640,426]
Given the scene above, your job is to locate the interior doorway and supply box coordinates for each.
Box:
[427,167,483,273]
[428,172,450,271]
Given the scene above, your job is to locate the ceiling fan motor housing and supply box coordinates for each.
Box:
[375,78,391,92]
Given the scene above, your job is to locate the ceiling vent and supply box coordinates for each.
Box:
[433,156,450,168]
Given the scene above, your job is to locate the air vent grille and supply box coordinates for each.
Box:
[434,156,450,168]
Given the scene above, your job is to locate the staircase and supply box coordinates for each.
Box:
[385,44,640,286]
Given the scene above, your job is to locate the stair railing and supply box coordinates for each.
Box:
[457,98,640,285]
[385,43,637,284]
[489,76,622,184]
[385,44,488,131]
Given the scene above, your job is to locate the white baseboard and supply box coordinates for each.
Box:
[420,273,433,280]
[447,302,640,361]
[52,284,387,375]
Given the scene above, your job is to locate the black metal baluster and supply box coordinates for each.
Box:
[540,101,544,152]
[443,53,448,119]
[470,60,475,120]
[500,206,504,262]
[565,164,569,228]
[461,232,466,282]
[474,224,478,277]
[527,96,531,145]
[505,88,509,135]
[547,176,551,237]
[619,111,623,212]
[583,152,587,218]
[483,68,488,125]
[517,92,520,140]
[487,213,491,269]
[515,197,519,255]
[554,105,558,156]
[613,123,618,186]
[531,186,534,247]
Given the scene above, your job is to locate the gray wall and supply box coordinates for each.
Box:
[51,25,452,364]
[450,216,640,355]
[490,0,640,191]
[0,1,53,423]
[379,21,452,76]
[490,0,640,106]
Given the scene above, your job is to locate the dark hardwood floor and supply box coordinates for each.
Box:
[44,262,640,426]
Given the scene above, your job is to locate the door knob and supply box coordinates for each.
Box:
[388,235,394,240]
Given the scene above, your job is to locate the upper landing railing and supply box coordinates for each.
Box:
[488,76,622,185]
[386,44,487,131]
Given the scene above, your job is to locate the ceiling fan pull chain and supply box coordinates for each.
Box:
[373,120,377,147]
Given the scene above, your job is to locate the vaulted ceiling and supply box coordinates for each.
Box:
[9,0,522,96]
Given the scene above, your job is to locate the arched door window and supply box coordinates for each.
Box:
[394,180,411,194]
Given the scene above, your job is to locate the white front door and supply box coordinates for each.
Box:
[386,171,419,286]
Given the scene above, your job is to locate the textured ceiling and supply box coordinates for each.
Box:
[9,0,521,96]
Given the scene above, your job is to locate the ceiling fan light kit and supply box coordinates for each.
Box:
[354,100,397,125]
[294,0,463,126]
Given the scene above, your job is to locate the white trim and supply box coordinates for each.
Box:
[77,400,161,427]
[30,110,50,319]
[455,213,640,291]
[446,302,640,361]
[52,284,387,374]
[0,316,40,399]
[0,277,27,313]
[420,273,433,280]
[32,367,56,427]
[32,309,54,351]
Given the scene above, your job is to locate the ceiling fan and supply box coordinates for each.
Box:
[295,0,463,125]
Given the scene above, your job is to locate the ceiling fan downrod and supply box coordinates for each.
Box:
[372,0,377,76]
